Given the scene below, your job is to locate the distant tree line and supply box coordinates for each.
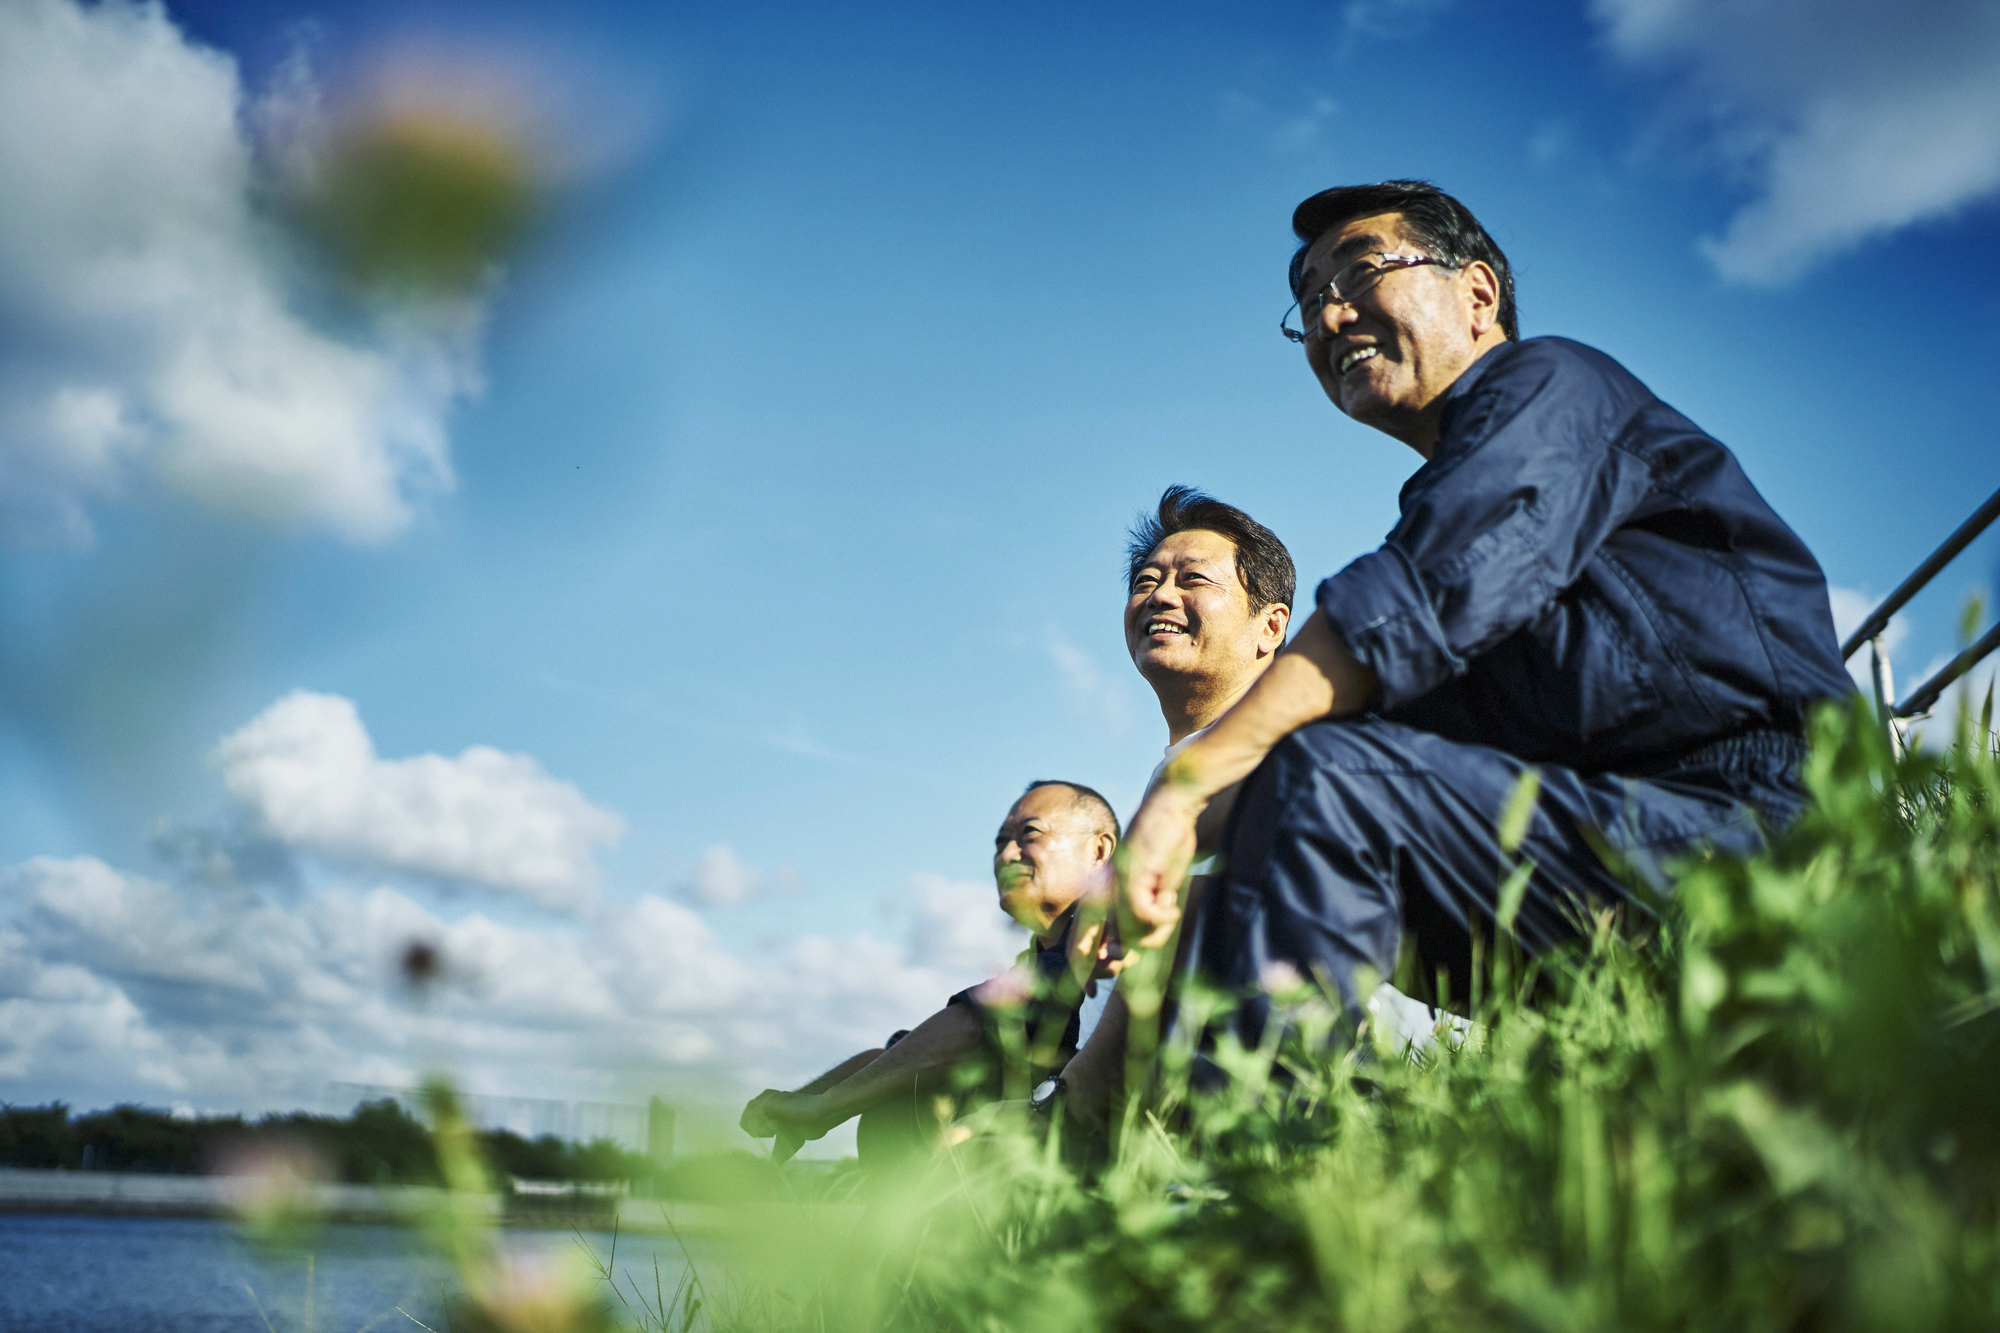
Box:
[0,1099,649,1186]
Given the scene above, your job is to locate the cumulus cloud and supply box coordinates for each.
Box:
[902,873,1027,980]
[1591,0,2000,283]
[215,690,624,910]
[678,845,763,908]
[0,0,480,545]
[0,855,1025,1132]
[1,690,1024,1127]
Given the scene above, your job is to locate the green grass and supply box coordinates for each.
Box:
[624,695,1998,1332]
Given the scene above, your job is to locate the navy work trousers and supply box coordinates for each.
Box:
[1193,716,1806,1037]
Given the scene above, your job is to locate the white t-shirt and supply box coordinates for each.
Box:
[1145,725,1224,877]
[1074,974,1118,1048]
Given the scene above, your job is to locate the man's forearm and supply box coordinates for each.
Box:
[796,1048,883,1095]
[814,1004,984,1125]
[1164,610,1375,802]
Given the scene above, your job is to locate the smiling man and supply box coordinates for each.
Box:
[1127,489,1294,753]
[1039,486,1294,1126]
[1113,180,1852,1059]
[738,778,1118,1163]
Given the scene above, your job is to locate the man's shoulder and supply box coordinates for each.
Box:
[1469,336,1643,393]
[1442,337,1656,442]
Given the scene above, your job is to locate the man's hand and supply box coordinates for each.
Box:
[738,1089,833,1150]
[1068,854,1129,979]
[1118,782,1203,950]
[1117,612,1379,954]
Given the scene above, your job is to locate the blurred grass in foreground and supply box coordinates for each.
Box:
[664,692,1998,1331]
[359,691,1997,1330]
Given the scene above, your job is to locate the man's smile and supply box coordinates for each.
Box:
[1144,617,1189,638]
[1339,345,1380,376]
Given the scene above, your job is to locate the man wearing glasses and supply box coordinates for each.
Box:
[1088,181,1851,1098]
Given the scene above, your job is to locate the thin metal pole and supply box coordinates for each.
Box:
[1895,620,2000,720]
[1870,637,1898,756]
[1841,487,2000,661]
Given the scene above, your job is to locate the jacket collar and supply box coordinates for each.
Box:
[1397,338,1521,509]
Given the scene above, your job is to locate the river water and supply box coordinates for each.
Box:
[0,1214,699,1332]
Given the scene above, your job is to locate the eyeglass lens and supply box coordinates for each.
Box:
[1285,255,1438,341]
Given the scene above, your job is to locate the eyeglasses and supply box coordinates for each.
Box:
[1280,252,1453,343]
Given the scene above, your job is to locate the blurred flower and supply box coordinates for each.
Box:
[970,963,1036,1009]
[212,1135,328,1248]
[461,1245,609,1333]
[1259,961,1304,996]
[401,937,444,991]
[265,35,652,302]
[300,110,535,298]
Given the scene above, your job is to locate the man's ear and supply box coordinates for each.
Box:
[1260,601,1292,655]
[1462,261,1501,339]
[1095,831,1117,865]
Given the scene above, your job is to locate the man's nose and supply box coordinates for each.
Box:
[1320,298,1359,338]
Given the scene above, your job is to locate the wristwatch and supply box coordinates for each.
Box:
[1029,1074,1067,1116]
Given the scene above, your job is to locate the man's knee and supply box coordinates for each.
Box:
[1268,716,1423,774]
[856,1095,930,1167]
[1239,718,1433,852]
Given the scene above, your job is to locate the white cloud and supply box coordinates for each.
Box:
[1591,0,2000,283]
[0,855,1027,1137]
[902,873,1026,980]
[0,0,479,545]
[1044,625,1139,731]
[0,919,183,1089]
[1215,90,1343,157]
[1898,651,2000,751]
[1269,96,1341,156]
[679,844,762,908]
[1340,0,1452,48]
[215,691,624,910]
[0,698,1025,1129]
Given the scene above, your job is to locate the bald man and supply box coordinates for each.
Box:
[739,779,1120,1162]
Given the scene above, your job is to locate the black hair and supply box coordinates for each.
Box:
[1125,485,1296,615]
[1287,180,1517,341]
[1022,779,1122,841]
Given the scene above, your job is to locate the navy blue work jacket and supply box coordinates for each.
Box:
[1317,337,1852,778]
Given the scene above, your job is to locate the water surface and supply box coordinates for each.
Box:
[0,1214,697,1332]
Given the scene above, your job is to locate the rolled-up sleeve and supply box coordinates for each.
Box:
[1317,340,1655,712]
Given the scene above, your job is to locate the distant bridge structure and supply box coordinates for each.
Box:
[328,1083,674,1159]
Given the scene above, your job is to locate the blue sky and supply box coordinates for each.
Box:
[3,0,1996,1146]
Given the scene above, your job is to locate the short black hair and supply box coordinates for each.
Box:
[1287,180,1517,342]
[1022,779,1121,841]
[1126,485,1295,615]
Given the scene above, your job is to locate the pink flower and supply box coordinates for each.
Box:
[970,963,1036,1009]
